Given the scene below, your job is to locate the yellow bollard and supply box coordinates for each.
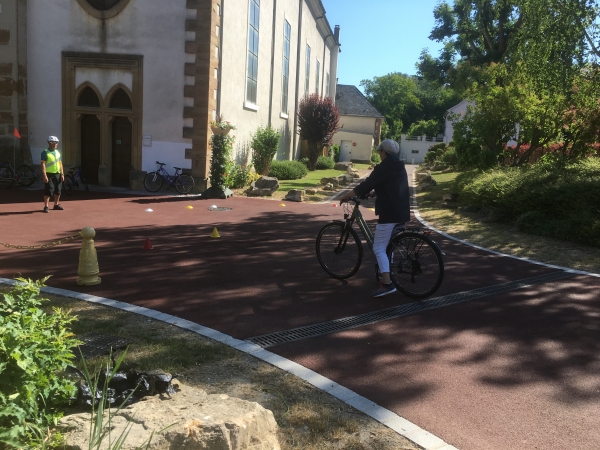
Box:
[77,227,101,286]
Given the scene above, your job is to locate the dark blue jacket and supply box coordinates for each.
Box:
[353,154,410,224]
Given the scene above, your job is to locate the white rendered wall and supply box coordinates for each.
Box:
[27,0,191,169]
[338,115,377,135]
[331,131,373,162]
[220,0,332,163]
[443,100,468,144]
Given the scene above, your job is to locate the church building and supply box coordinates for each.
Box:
[0,0,340,191]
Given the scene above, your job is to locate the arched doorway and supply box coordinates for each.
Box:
[63,54,143,189]
[109,88,133,187]
[81,115,101,184]
[78,86,101,184]
[111,117,132,187]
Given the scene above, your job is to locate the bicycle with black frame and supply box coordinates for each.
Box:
[0,162,38,189]
[63,166,89,194]
[316,196,445,299]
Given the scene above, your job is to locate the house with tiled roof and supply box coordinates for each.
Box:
[331,84,384,163]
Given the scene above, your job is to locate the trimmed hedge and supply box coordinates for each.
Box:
[268,160,308,180]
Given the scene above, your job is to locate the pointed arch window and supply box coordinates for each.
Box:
[86,0,122,10]
[78,86,100,107]
[109,88,132,109]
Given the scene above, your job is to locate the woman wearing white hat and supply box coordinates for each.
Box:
[41,136,65,213]
[338,139,410,297]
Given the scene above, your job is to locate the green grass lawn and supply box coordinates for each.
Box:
[277,169,347,192]
[276,163,371,194]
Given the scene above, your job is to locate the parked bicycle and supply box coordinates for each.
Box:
[143,161,195,194]
[0,162,38,189]
[63,166,89,194]
[316,196,444,299]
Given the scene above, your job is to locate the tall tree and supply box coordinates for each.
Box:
[297,94,340,170]
[420,0,599,165]
[360,73,460,138]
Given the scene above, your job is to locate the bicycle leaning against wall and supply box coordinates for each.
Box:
[316,196,445,299]
[63,166,89,194]
[0,162,38,189]
[143,161,195,194]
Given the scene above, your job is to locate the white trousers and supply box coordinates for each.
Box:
[373,223,400,274]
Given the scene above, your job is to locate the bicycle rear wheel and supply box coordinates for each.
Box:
[0,165,15,189]
[80,174,89,191]
[63,175,75,195]
[175,174,195,194]
[144,171,162,192]
[15,165,36,187]
[316,221,363,279]
[387,231,444,299]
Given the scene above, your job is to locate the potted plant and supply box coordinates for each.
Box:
[203,114,235,199]
[210,113,236,136]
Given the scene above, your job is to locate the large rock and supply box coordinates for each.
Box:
[246,176,279,197]
[416,171,432,183]
[346,166,360,179]
[320,177,339,187]
[334,161,353,171]
[285,189,304,202]
[59,383,280,450]
[254,176,279,190]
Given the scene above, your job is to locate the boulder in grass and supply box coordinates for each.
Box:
[246,176,279,197]
[59,383,281,450]
[334,161,353,171]
[285,189,305,202]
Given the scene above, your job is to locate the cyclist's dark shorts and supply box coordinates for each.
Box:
[44,173,62,197]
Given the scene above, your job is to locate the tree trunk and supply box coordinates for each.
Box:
[307,140,320,171]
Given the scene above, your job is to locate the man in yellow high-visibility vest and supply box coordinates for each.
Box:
[41,136,65,213]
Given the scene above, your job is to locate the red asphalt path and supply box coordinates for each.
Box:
[1,187,599,449]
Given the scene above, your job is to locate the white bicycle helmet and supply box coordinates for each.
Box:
[47,136,59,143]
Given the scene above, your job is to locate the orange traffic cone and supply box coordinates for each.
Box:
[142,238,153,250]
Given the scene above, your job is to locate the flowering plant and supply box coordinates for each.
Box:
[210,113,237,130]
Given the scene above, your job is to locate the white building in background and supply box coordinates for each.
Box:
[331,84,383,163]
[443,99,469,144]
[5,0,340,191]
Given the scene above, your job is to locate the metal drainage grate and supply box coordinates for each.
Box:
[208,207,232,211]
[75,333,132,359]
[248,270,575,348]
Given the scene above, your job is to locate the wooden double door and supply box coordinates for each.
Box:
[80,115,131,187]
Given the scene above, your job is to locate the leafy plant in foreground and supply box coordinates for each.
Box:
[0,278,79,448]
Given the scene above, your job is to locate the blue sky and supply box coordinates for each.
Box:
[322,0,446,91]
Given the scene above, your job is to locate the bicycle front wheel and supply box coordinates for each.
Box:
[80,175,89,191]
[387,232,444,299]
[175,174,195,194]
[0,165,15,189]
[63,175,75,195]
[144,171,163,192]
[15,165,36,187]
[316,221,363,279]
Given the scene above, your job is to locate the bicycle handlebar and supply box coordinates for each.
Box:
[155,161,166,166]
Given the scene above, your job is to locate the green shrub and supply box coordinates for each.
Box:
[438,147,458,166]
[299,157,310,168]
[424,142,447,163]
[371,147,381,164]
[328,145,340,162]
[227,163,254,189]
[268,160,308,180]
[316,156,335,170]
[251,125,281,175]
[0,278,79,448]
[455,158,600,246]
